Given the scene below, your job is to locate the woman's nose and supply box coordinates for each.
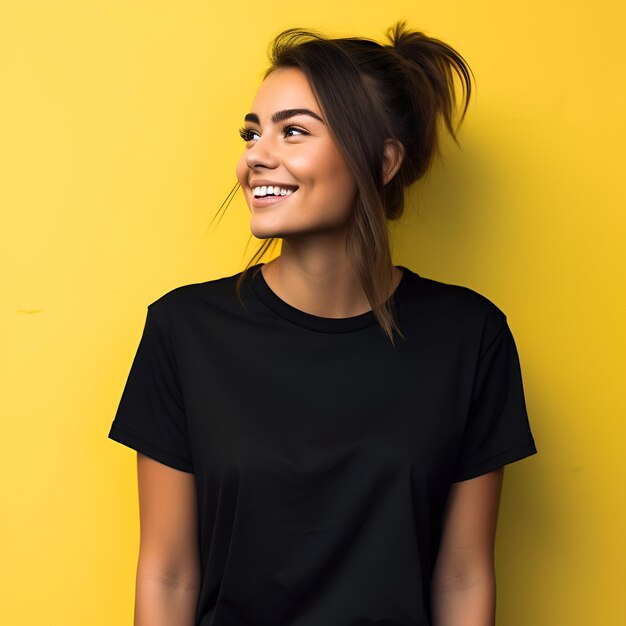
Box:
[244,135,280,170]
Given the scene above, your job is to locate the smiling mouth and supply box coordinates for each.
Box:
[251,184,299,198]
[251,187,298,206]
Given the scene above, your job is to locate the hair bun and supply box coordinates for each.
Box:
[383,19,472,124]
[385,20,420,59]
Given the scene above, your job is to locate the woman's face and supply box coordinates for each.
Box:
[235,67,358,240]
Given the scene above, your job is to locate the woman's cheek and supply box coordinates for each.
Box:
[235,156,247,187]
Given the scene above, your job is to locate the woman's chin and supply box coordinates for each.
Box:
[249,218,286,240]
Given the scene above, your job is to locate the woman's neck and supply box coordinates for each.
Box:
[260,256,402,319]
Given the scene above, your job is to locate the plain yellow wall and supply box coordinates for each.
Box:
[2,1,625,624]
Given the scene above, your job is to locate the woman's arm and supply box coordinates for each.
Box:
[430,467,504,626]
[134,453,201,626]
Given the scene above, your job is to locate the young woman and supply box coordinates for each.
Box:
[108,21,537,626]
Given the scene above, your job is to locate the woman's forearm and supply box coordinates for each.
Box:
[134,574,200,626]
[431,572,496,626]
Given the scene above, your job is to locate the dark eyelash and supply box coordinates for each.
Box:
[238,125,308,142]
[239,127,256,142]
[284,125,308,137]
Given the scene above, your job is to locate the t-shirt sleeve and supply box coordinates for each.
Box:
[107,300,194,473]
[452,311,538,482]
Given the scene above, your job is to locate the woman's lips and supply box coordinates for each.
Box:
[251,189,297,208]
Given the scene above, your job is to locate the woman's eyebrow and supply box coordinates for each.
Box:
[244,108,325,125]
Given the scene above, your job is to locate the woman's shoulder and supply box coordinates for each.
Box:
[401,266,508,337]
[145,267,249,318]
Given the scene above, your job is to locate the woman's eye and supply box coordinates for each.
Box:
[239,127,259,142]
[238,125,308,142]
[284,126,307,138]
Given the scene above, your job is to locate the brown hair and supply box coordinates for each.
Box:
[216,20,472,345]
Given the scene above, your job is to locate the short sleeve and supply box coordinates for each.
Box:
[452,314,537,482]
[107,301,194,473]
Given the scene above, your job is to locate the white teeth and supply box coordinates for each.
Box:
[252,185,297,197]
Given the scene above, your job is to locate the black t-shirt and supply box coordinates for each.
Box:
[108,263,537,626]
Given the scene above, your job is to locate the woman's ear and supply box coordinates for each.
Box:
[382,139,405,185]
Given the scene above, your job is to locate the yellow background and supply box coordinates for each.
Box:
[2,1,624,624]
